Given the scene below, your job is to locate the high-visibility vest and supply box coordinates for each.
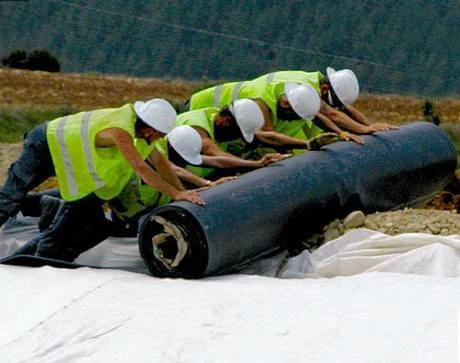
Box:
[239,81,311,140]
[250,71,325,139]
[189,81,248,110]
[176,107,235,177]
[189,81,314,140]
[176,108,218,138]
[250,70,324,93]
[110,138,171,220]
[46,103,143,201]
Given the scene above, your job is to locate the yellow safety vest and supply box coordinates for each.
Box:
[238,82,310,141]
[189,81,247,110]
[189,81,313,139]
[46,103,143,201]
[250,71,325,138]
[110,138,171,220]
[251,70,324,92]
[176,107,231,177]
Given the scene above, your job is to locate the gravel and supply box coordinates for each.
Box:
[323,208,460,243]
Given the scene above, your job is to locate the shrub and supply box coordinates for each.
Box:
[422,99,441,125]
[2,48,60,72]
[1,48,28,69]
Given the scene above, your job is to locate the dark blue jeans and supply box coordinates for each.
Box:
[0,123,55,226]
[0,123,109,261]
[34,193,108,261]
[15,193,109,261]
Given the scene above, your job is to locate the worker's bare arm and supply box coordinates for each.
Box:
[98,128,205,205]
[255,130,309,149]
[202,153,284,169]
[169,161,211,188]
[147,148,184,191]
[344,105,399,131]
[315,109,365,144]
[253,99,274,131]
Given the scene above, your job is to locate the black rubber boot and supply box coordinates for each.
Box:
[11,239,39,256]
[34,195,106,261]
[0,214,10,228]
[38,195,64,232]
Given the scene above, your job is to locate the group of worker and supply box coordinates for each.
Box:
[0,67,397,262]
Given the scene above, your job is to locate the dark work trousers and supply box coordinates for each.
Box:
[0,123,109,261]
[19,193,109,261]
[15,192,111,261]
[0,123,55,227]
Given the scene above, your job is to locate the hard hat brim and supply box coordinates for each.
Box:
[326,68,346,107]
[229,100,259,143]
[133,100,176,133]
[326,67,336,79]
[241,131,255,143]
[285,83,319,120]
[134,101,147,121]
[284,83,302,118]
[326,67,359,107]
[184,153,203,166]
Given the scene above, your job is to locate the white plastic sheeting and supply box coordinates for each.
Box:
[0,217,460,363]
[279,228,460,278]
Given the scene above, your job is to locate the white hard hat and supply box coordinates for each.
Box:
[229,98,264,143]
[134,98,177,134]
[284,83,321,119]
[326,67,360,106]
[167,125,203,165]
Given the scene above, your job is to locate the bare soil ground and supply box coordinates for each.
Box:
[0,68,199,109]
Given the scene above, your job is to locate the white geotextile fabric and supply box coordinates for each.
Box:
[1,217,460,362]
[2,216,460,279]
[0,267,458,363]
[279,228,460,278]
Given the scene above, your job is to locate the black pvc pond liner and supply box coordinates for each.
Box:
[139,121,457,278]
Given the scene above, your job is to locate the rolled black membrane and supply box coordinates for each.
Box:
[139,122,457,278]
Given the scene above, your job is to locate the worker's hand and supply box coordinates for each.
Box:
[340,131,365,145]
[173,190,205,206]
[372,122,399,131]
[308,132,339,150]
[195,176,239,192]
[211,176,238,186]
[259,153,289,166]
[279,153,293,160]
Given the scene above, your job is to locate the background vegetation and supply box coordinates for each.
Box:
[1,0,458,97]
[2,48,60,72]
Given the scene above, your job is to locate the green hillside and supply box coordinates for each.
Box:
[1,0,458,97]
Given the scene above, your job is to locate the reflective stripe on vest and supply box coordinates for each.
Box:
[232,82,244,101]
[55,112,104,198]
[48,104,137,201]
[213,85,223,107]
[266,72,275,82]
[81,112,104,190]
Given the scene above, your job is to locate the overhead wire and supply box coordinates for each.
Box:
[46,0,397,70]
[5,0,454,95]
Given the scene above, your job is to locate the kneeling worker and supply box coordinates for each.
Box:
[0,99,204,260]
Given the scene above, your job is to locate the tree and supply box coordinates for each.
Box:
[26,49,60,72]
[2,48,28,69]
[2,48,60,72]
